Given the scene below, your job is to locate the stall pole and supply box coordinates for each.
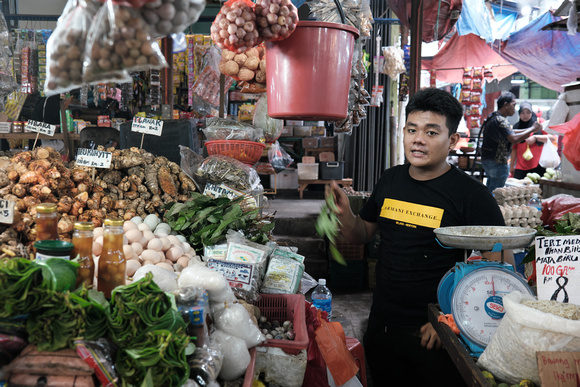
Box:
[409,0,423,97]
[161,37,174,108]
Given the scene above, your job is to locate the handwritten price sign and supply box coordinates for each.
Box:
[536,235,580,304]
[0,199,15,224]
[25,120,57,136]
[76,148,112,169]
[131,117,163,136]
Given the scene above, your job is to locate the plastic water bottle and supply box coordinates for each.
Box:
[527,193,542,211]
[312,278,333,320]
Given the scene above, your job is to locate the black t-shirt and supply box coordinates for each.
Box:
[481,111,514,164]
[358,164,505,329]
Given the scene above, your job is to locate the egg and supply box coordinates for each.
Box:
[176,256,190,268]
[93,241,103,256]
[182,242,191,254]
[142,260,154,266]
[126,259,141,277]
[175,235,186,243]
[123,245,135,260]
[159,237,171,252]
[166,246,184,262]
[143,230,155,242]
[147,238,163,252]
[93,227,104,239]
[167,235,181,247]
[155,262,174,272]
[123,221,138,233]
[130,216,143,225]
[141,249,161,264]
[131,242,143,256]
[154,231,169,238]
[138,223,151,232]
[139,236,148,247]
[125,229,142,244]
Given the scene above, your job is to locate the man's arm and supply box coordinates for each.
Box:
[330,182,378,244]
[509,147,517,176]
[507,122,541,144]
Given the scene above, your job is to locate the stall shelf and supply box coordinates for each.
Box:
[427,303,494,387]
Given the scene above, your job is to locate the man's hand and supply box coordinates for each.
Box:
[420,322,442,350]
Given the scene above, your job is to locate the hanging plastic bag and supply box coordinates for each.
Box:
[83,0,167,84]
[268,141,293,173]
[44,0,101,96]
[538,139,560,169]
[210,0,261,54]
[253,94,283,143]
[522,143,533,161]
[140,0,206,38]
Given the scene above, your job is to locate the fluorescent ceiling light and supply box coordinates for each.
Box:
[511,79,526,84]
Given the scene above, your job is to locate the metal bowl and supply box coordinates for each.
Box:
[433,226,537,251]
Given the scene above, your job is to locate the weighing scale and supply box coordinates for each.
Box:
[435,226,537,355]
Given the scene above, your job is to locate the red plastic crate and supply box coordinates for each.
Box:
[254,293,308,355]
[242,347,257,387]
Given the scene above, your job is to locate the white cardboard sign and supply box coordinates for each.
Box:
[536,235,580,304]
[75,148,112,169]
[131,117,163,136]
[0,199,15,224]
[25,120,56,136]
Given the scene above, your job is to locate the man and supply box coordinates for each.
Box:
[330,88,511,386]
[481,91,541,192]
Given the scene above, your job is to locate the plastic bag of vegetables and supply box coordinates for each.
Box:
[140,0,207,38]
[83,0,167,84]
[211,0,262,54]
[44,0,101,96]
[253,94,283,143]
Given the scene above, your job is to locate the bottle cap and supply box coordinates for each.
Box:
[104,218,124,226]
[36,203,57,213]
[319,278,326,285]
[74,221,94,231]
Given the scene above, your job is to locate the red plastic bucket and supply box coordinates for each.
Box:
[265,21,359,121]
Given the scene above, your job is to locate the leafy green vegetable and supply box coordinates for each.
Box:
[523,212,580,264]
[38,258,79,292]
[26,286,109,352]
[164,192,274,252]
[0,257,55,318]
[316,194,346,265]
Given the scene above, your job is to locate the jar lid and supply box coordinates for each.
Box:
[104,218,124,226]
[34,240,74,253]
[36,203,57,213]
[74,221,94,231]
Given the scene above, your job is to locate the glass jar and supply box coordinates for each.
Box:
[34,240,74,262]
[98,218,126,298]
[35,203,59,241]
[72,221,95,289]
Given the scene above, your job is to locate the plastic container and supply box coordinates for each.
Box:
[311,278,332,320]
[266,21,359,121]
[297,163,319,180]
[34,240,74,262]
[205,140,266,166]
[319,161,344,180]
[254,293,308,355]
[527,193,542,211]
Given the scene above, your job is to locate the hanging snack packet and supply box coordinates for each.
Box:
[83,0,167,84]
[210,0,261,54]
[44,0,101,96]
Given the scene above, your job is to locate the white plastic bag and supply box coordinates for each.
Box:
[538,139,561,168]
[210,329,251,381]
[477,291,580,385]
[212,302,266,348]
[177,264,237,304]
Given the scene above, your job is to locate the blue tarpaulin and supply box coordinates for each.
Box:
[456,0,517,42]
[498,11,580,92]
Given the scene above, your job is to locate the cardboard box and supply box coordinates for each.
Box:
[312,127,326,136]
[302,156,316,164]
[302,137,319,148]
[280,126,293,137]
[285,120,303,126]
[0,122,12,133]
[297,163,319,180]
[319,161,344,180]
[320,136,337,148]
[293,126,312,137]
[319,152,335,162]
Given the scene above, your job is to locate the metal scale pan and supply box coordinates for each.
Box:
[434,225,537,252]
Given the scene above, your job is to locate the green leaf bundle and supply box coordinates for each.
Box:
[316,195,346,265]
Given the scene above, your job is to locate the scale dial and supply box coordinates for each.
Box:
[451,266,534,349]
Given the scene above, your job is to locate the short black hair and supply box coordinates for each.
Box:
[405,88,463,135]
[497,91,516,110]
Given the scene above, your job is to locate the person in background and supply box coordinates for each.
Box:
[510,102,557,179]
[329,88,512,387]
[480,92,541,192]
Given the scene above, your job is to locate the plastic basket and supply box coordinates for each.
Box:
[336,240,365,260]
[254,293,308,355]
[205,140,265,166]
[242,347,257,387]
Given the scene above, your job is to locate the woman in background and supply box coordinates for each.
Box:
[510,102,556,179]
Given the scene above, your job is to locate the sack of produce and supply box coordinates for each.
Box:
[210,329,251,381]
[218,45,266,87]
[210,0,261,54]
[477,291,580,385]
[255,0,298,41]
[83,0,167,84]
[212,302,266,348]
[140,0,206,38]
[44,0,101,96]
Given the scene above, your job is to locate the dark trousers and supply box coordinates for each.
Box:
[363,313,467,386]
[514,166,546,180]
